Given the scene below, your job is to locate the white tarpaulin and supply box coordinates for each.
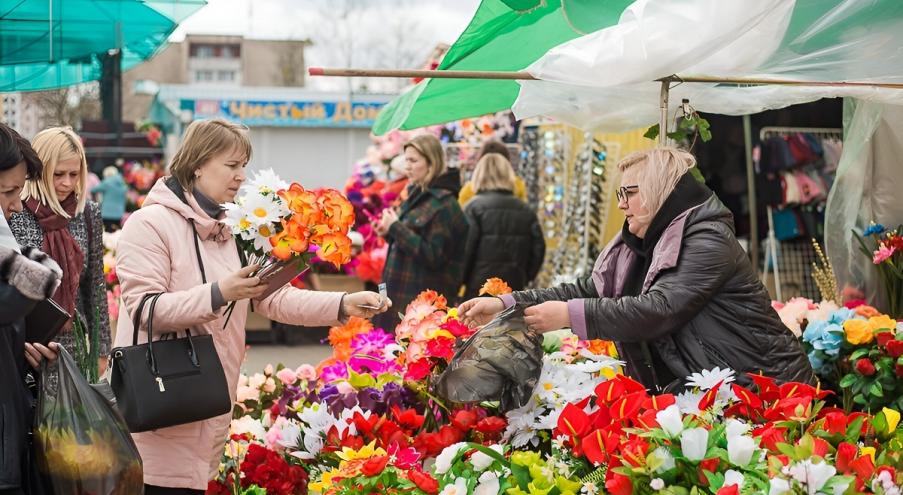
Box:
[513,0,903,132]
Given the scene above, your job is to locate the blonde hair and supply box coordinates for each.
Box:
[471,153,516,193]
[403,134,445,187]
[169,118,252,189]
[617,147,696,222]
[23,126,88,218]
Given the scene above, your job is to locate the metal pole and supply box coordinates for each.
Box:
[309,67,903,90]
[742,114,758,270]
[659,80,669,145]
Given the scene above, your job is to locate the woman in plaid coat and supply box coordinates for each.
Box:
[375,134,470,331]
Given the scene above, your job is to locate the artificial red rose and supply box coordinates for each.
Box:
[408,469,439,494]
[473,416,507,435]
[361,455,390,477]
[716,484,740,495]
[855,358,877,376]
[426,336,455,361]
[605,472,633,495]
[886,339,903,358]
[404,359,432,381]
[823,411,848,435]
[451,409,479,432]
[207,480,231,495]
[836,442,858,473]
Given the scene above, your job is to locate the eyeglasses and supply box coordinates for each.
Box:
[616,185,639,203]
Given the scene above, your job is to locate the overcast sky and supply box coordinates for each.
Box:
[170,0,482,91]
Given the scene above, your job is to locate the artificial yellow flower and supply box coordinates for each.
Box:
[883,407,901,433]
[869,315,898,333]
[861,446,877,463]
[309,467,341,492]
[844,319,874,345]
[336,440,386,462]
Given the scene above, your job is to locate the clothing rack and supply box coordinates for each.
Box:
[759,127,842,302]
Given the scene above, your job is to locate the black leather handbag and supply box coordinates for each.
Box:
[110,292,231,432]
[109,212,232,433]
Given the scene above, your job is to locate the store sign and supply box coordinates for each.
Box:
[187,99,386,128]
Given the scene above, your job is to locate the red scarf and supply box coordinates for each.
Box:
[25,194,85,329]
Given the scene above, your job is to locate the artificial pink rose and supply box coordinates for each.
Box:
[295,364,317,381]
[262,377,277,393]
[276,368,297,386]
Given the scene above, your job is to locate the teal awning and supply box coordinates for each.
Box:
[0,0,206,91]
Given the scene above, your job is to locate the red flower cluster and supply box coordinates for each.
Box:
[240,444,308,495]
[412,409,507,457]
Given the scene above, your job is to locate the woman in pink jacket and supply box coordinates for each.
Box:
[112,118,389,494]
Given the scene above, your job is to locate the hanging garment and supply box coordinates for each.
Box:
[781,172,801,205]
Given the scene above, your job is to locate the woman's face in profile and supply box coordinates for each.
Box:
[618,165,650,238]
[404,146,429,184]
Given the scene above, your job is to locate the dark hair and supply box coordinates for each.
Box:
[0,123,42,179]
[477,140,511,162]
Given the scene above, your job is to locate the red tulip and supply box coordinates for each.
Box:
[855,358,877,376]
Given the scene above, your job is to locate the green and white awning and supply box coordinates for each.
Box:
[373,0,903,134]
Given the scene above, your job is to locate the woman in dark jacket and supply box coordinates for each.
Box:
[0,123,62,495]
[460,147,814,392]
[375,134,470,330]
[462,153,544,299]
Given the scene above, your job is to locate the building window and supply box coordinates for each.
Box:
[195,70,214,82]
[221,46,235,58]
[217,71,235,82]
[195,45,214,58]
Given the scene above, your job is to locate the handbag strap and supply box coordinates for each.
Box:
[131,292,161,346]
[145,292,200,376]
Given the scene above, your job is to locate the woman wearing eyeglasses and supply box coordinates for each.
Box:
[459,147,813,392]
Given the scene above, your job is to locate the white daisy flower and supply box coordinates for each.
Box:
[241,192,288,227]
[685,367,736,391]
[242,168,289,195]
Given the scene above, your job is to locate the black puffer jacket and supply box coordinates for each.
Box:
[511,191,814,391]
[462,190,545,299]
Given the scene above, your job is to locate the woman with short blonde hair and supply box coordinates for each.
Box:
[460,146,813,391]
[11,126,110,377]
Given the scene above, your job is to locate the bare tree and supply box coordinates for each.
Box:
[24,83,101,128]
[301,0,435,93]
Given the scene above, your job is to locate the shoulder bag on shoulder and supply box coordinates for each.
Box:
[109,217,231,432]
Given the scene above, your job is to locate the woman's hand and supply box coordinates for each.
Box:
[375,209,399,237]
[342,291,392,319]
[524,301,571,333]
[220,264,267,302]
[25,342,61,370]
[458,297,505,328]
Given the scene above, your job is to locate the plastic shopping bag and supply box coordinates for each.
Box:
[435,306,544,412]
[34,347,143,494]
